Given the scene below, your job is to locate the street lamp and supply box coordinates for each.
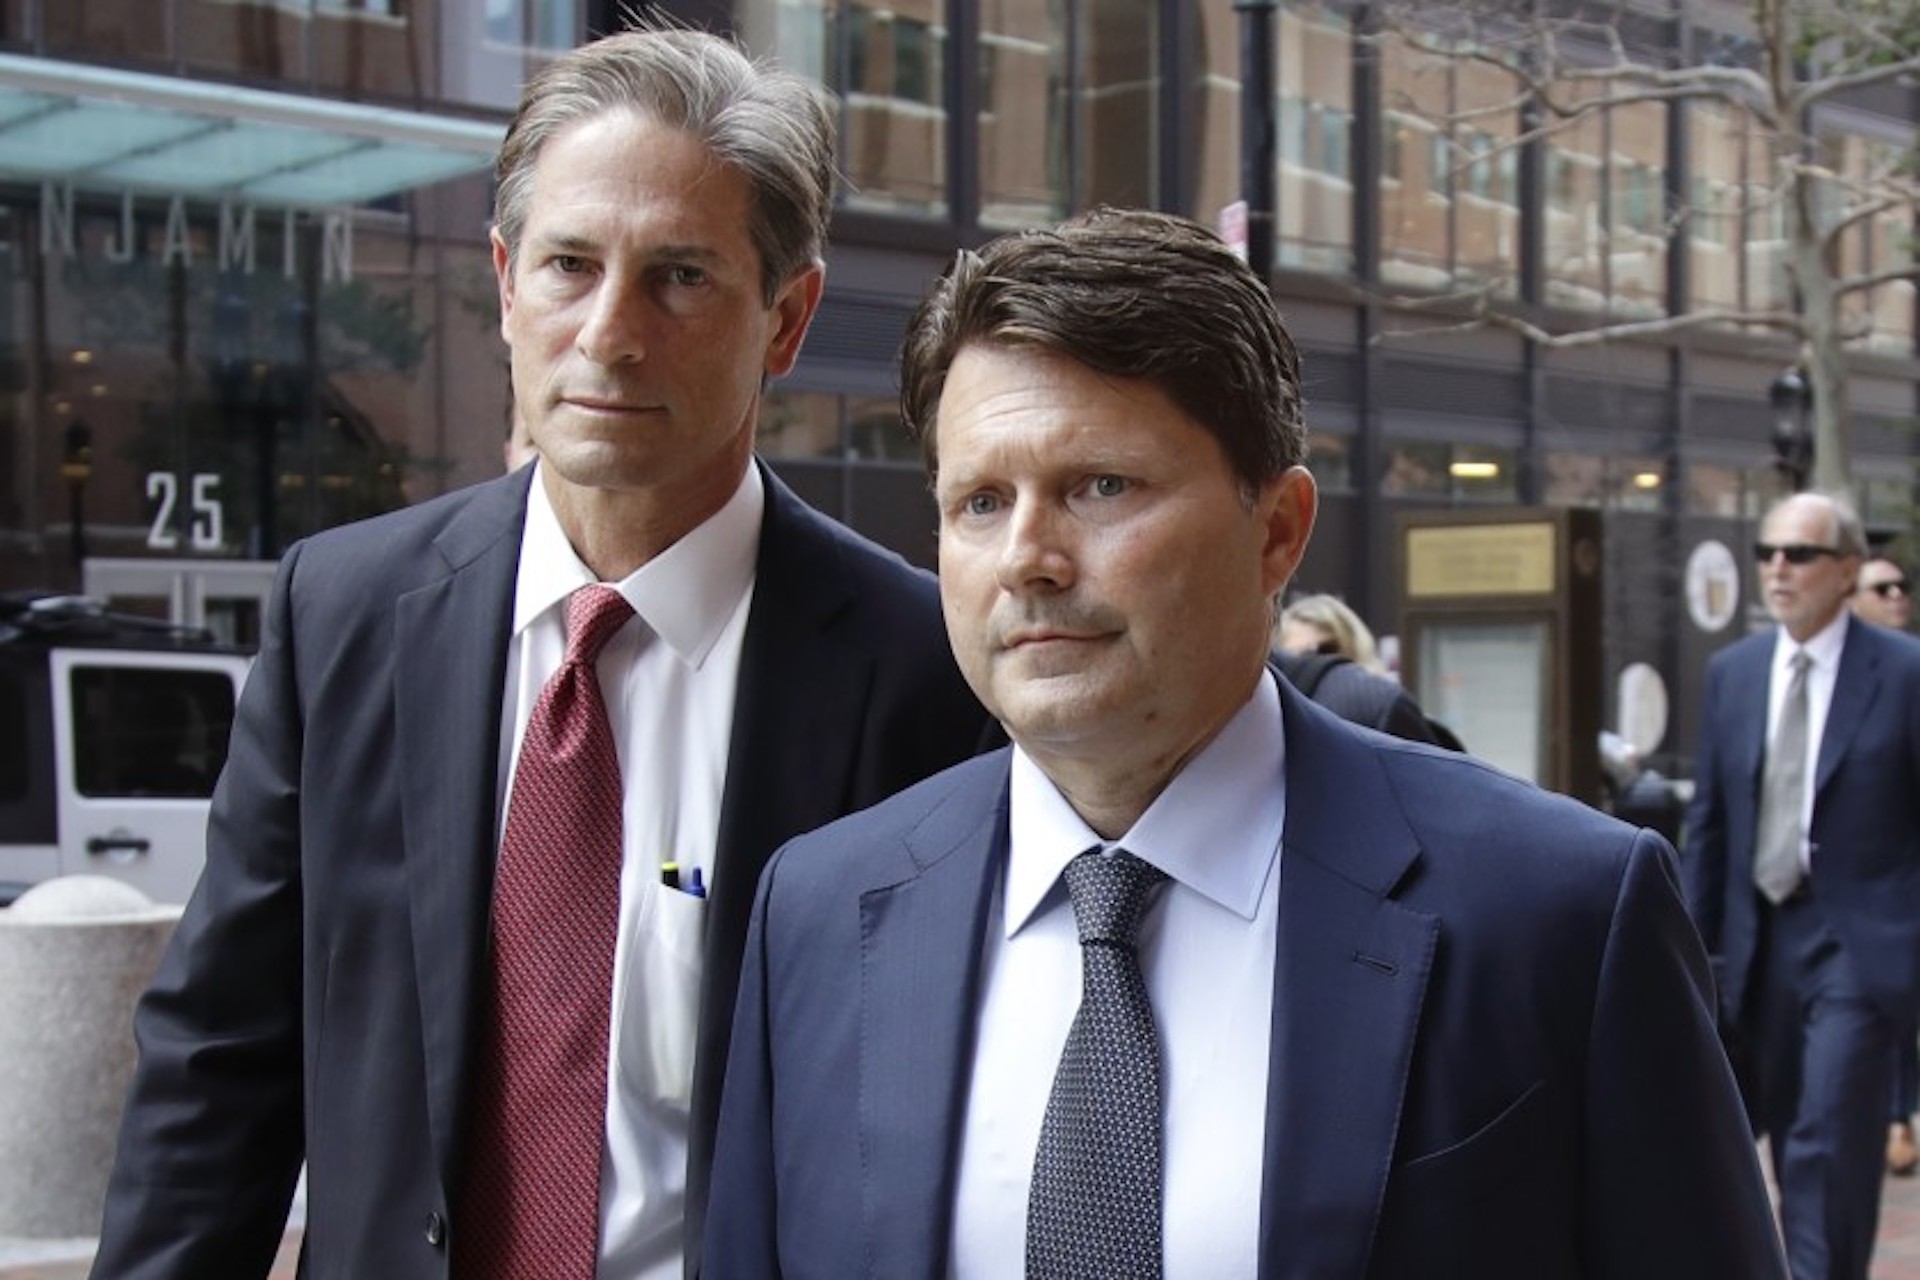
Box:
[1768,366,1813,492]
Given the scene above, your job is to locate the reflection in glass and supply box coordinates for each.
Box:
[487,0,576,50]
[1379,30,1519,294]
[1417,618,1547,783]
[1542,84,1666,319]
[1276,7,1352,273]
[1307,432,1352,494]
[978,1,1156,228]
[745,0,950,218]
[760,388,924,463]
[1817,129,1917,355]
[1383,441,1517,503]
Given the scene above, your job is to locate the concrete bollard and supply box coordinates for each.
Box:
[0,875,181,1238]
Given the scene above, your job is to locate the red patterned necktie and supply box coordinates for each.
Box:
[457,585,634,1279]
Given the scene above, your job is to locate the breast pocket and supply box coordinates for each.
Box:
[616,880,708,1112]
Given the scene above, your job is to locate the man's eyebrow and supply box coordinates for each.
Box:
[643,241,725,264]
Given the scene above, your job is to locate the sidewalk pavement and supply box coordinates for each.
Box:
[4,1161,1920,1278]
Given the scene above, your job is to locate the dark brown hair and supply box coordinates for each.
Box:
[900,207,1306,488]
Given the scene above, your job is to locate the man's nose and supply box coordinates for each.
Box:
[996,500,1074,591]
[575,278,646,365]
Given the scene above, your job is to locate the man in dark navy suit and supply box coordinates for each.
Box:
[706,209,1782,1279]
[92,28,982,1280]
[1686,491,1920,1280]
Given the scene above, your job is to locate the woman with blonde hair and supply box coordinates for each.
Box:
[1276,593,1385,673]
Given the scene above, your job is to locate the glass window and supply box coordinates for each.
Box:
[0,663,29,805]
[1190,1,1249,230]
[1818,128,1917,356]
[1383,441,1516,502]
[1307,432,1351,493]
[1543,82,1666,319]
[1861,472,1917,530]
[1686,98,1805,326]
[759,388,922,464]
[1379,30,1520,295]
[1542,450,1605,507]
[758,388,844,460]
[69,666,235,799]
[978,0,1158,229]
[177,0,306,79]
[0,656,56,846]
[753,0,950,218]
[1606,97,1668,319]
[1275,6,1353,274]
[0,190,501,581]
[1685,459,1769,519]
[45,0,169,61]
[488,0,576,50]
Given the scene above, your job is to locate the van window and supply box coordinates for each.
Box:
[0,657,57,843]
[69,667,236,799]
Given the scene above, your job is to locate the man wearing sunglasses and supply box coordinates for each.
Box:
[1850,555,1920,1179]
[1684,491,1920,1280]
[1855,557,1913,633]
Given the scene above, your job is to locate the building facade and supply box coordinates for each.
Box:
[0,0,1914,773]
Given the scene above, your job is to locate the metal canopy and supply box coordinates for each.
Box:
[0,51,501,207]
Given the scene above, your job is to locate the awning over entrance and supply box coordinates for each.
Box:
[0,51,501,207]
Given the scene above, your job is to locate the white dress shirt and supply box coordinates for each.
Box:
[950,669,1286,1279]
[1769,611,1847,877]
[497,462,761,1280]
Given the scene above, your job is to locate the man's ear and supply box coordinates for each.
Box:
[1258,466,1319,599]
[763,263,826,378]
[491,230,516,343]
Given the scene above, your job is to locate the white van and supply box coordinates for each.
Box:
[0,595,250,907]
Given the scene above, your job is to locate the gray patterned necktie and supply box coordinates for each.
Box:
[1754,649,1812,904]
[1026,849,1169,1280]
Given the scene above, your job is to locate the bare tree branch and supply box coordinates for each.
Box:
[1833,262,1920,299]
[1377,304,1806,348]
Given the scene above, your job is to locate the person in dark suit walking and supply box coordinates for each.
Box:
[1685,492,1920,1280]
[704,208,1782,1278]
[1851,556,1920,1176]
[91,28,983,1280]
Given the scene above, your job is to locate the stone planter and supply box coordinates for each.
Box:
[0,876,181,1238]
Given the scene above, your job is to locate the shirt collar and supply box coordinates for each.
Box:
[512,460,764,666]
[1004,669,1286,937]
[1774,608,1849,674]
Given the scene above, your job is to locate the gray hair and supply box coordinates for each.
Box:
[493,27,836,304]
[1784,490,1869,559]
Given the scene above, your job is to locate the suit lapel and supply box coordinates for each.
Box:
[1260,689,1435,1279]
[857,760,1006,1277]
[1735,636,1773,797]
[702,470,870,1026]
[1817,618,1880,796]
[686,467,882,1259]
[394,471,527,1191]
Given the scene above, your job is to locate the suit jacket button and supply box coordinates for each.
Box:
[425,1212,447,1248]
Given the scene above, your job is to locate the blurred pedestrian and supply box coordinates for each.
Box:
[1854,555,1911,632]
[1852,555,1919,1177]
[1684,492,1920,1279]
[1272,593,1442,745]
